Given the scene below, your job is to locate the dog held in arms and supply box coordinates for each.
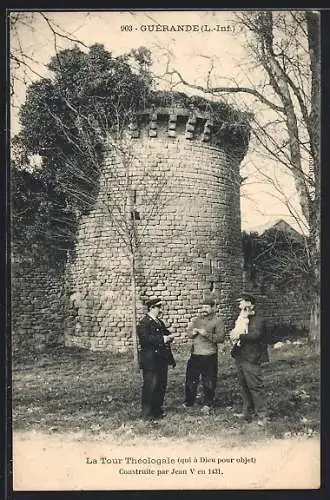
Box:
[229,299,255,347]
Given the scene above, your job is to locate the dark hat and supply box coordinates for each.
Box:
[146,298,162,310]
[202,296,216,307]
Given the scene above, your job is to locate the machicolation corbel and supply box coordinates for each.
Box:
[149,111,158,137]
[185,111,197,140]
[168,113,178,138]
[202,118,213,142]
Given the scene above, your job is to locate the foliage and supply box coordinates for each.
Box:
[148,90,250,123]
[11,162,78,265]
[12,44,153,261]
[242,228,312,299]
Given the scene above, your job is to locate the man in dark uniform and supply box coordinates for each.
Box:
[137,298,176,421]
[230,294,269,425]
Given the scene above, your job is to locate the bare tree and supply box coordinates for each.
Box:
[43,100,174,366]
[9,16,203,362]
[9,11,91,116]
[159,11,320,342]
[10,15,160,362]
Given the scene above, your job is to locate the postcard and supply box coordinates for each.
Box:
[10,9,320,491]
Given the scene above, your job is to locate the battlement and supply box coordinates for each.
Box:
[127,106,250,159]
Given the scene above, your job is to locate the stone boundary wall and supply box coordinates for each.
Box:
[242,283,310,339]
[12,256,66,354]
[261,290,310,333]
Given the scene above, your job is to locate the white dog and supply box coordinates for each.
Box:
[230,299,255,346]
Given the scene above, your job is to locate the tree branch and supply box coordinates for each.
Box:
[163,68,285,113]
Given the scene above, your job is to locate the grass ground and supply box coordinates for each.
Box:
[12,340,320,446]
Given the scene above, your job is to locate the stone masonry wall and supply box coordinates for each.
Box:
[65,108,246,352]
[243,278,310,336]
[263,290,310,332]
[12,256,66,354]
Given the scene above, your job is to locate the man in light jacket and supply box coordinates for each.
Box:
[184,296,225,413]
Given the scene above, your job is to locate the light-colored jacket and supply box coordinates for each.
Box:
[187,313,225,355]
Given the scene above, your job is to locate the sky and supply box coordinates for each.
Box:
[10,10,308,235]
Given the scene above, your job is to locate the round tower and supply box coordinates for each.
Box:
[65,103,250,352]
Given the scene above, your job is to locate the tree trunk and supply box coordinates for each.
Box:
[130,253,140,369]
[309,290,320,345]
[308,229,320,345]
[306,12,320,348]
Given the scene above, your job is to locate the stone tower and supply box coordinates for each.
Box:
[65,104,250,352]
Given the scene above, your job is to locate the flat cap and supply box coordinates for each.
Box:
[145,298,162,309]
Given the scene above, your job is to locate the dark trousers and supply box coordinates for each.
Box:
[141,363,168,419]
[235,359,264,416]
[185,353,218,407]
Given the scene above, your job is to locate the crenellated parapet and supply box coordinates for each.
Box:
[126,106,250,161]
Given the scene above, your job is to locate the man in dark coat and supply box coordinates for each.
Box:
[230,294,269,424]
[137,298,176,421]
